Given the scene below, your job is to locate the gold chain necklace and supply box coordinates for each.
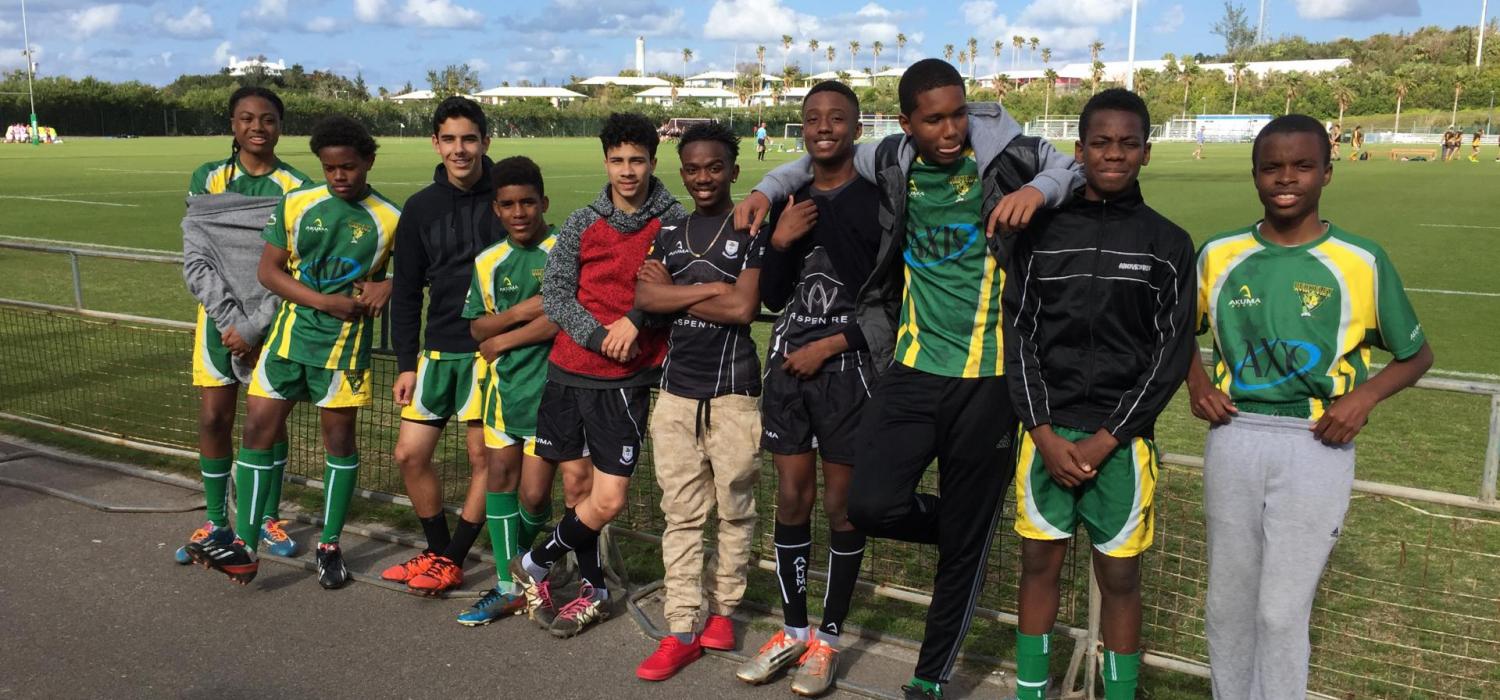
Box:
[685,212,730,258]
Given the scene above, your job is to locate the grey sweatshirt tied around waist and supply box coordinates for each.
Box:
[182,191,281,383]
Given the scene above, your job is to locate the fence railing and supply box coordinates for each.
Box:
[3,239,1498,699]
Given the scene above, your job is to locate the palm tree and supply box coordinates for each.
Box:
[756,45,767,78]
[1041,47,1052,71]
[1450,70,1466,127]
[1282,72,1303,115]
[995,74,1010,105]
[1043,67,1058,118]
[808,39,820,78]
[1090,40,1104,65]
[1180,57,1201,118]
[1392,70,1411,133]
[871,41,884,75]
[1230,59,1247,114]
[1332,82,1355,126]
[1013,35,1025,69]
[992,40,1004,79]
[781,63,797,105]
[682,47,693,76]
[944,44,955,63]
[669,75,683,104]
[849,41,860,73]
[826,45,836,75]
[1089,40,1105,94]
[896,33,907,66]
[781,34,794,73]
[967,37,979,81]
[1029,36,1039,64]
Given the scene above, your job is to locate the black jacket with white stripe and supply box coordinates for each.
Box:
[1002,182,1196,442]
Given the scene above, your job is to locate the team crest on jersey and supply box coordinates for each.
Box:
[621,445,635,464]
[1293,281,1333,317]
[532,268,544,281]
[345,372,365,393]
[348,221,370,243]
[949,174,977,200]
[1229,284,1262,309]
[724,239,740,257]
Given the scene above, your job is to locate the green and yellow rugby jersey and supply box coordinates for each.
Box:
[894,151,1005,378]
[188,155,309,197]
[463,226,557,435]
[1196,222,1425,419]
[261,183,400,371]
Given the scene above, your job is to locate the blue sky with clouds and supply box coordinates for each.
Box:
[0,0,1482,91]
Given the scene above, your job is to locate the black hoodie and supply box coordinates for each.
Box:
[391,157,503,372]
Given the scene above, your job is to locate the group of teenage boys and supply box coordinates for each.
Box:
[177,57,1432,700]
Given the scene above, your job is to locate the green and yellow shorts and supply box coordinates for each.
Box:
[192,305,237,387]
[1014,425,1158,558]
[400,351,487,423]
[248,347,371,408]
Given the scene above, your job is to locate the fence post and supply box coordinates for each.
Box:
[1483,393,1499,503]
[68,250,82,308]
[1086,566,1101,700]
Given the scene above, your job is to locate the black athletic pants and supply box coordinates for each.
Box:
[847,363,1018,684]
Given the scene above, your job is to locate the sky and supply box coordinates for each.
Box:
[0,0,1484,92]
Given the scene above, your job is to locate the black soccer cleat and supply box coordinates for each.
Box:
[186,538,259,585]
[316,543,350,589]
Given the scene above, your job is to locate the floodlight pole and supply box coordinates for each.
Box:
[1479,0,1489,68]
[1125,0,1139,90]
[21,0,38,145]
[1256,0,1268,44]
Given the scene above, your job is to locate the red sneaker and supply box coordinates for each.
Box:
[380,551,438,583]
[636,635,703,681]
[700,614,736,651]
[407,556,463,595]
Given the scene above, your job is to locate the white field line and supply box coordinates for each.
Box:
[1419,223,1500,230]
[0,195,137,208]
[0,235,173,254]
[86,168,184,175]
[42,188,184,197]
[1408,287,1500,298]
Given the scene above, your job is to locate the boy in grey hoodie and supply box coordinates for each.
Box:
[735,59,1082,698]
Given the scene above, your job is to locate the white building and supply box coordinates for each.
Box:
[750,85,811,107]
[633,86,739,108]
[579,75,671,88]
[227,56,286,76]
[388,89,436,103]
[805,70,872,87]
[686,71,783,91]
[473,86,587,108]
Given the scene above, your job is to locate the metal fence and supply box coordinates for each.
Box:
[3,239,1498,699]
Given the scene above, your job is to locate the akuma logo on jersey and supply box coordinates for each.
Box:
[303,217,330,235]
[1231,337,1323,390]
[904,223,980,268]
[1294,281,1333,317]
[1229,284,1263,309]
[299,256,365,287]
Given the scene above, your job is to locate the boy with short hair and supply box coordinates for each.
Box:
[1189,113,1433,699]
[631,121,765,681]
[188,116,398,589]
[510,112,688,638]
[736,80,881,697]
[456,155,562,625]
[737,58,1082,698]
[380,96,504,596]
[1005,88,1196,700]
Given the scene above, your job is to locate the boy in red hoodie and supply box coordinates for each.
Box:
[510,112,687,638]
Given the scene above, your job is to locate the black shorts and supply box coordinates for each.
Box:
[534,382,652,477]
[759,361,872,464]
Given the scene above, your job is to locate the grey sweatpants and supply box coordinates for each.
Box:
[1203,411,1355,700]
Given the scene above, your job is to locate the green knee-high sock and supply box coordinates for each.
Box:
[264,440,289,522]
[200,455,233,528]
[320,452,359,544]
[486,491,521,585]
[233,448,275,552]
[1015,632,1051,700]
[1100,649,1140,700]
[517,500,553,550]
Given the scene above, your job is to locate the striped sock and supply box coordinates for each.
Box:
[1015,632,1050,700]
[264,440,289,521]
[199,455,232,528]
[320,452,359,544]
[518,500,552,550]
[486,491,520,584]
[1101,649,1140,700]
[232,448,274,553]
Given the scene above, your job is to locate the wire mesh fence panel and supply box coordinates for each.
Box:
[3,303,1499,698]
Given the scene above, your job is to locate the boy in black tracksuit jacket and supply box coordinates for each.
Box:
[1003,89,1195,700]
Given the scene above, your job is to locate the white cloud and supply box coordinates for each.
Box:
[1293,0,1419,20]
[241,0,289,25]
[1018,0,1130,27]
[159,6,215,39]
[212,40,234,67]
[305,16,340,33]
[959,0,1104,66]
[466,57,491,75]
[515,0,680,36]
[704,0,822,42]
[0,18,17,39]
[69,4,123,39]
[1154,4,1184,34]
[356,0,485,29]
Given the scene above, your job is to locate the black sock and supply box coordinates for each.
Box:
[774,520,812,629]
[419,512,450,554]
[574,527,604,592]
[530,511,596,571]
[443,517,484,564]
[819,528,867,639]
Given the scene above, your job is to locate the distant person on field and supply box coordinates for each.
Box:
[756,122,768,160]
[1469,128,1482,163]
[1328,122,1341,161]
[1349,125,1364,161]
[1193,125,1205,160]
[1189,114,1433,699]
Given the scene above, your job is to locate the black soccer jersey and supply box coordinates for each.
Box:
[760,178,881,372]
[652,210,763,399]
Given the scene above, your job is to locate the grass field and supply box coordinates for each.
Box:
[2,135,1498,697]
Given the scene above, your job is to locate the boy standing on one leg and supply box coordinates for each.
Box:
[510,113,688,638]
[736,81,881,697]
[457,156,562,625]
[1189,114,1432,700]
[631,122,765,682]
[188,116,397,589]
[1005,89,1196,700]
[381,97,504,596]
